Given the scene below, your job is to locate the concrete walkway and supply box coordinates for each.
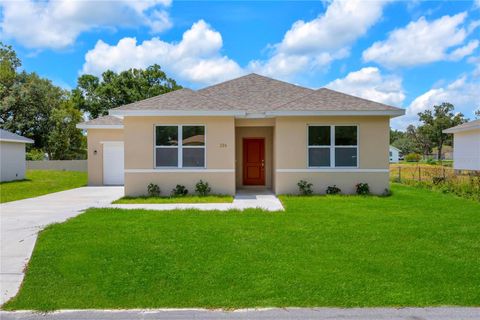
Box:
[107,189,284,212]
[1,307,479,319]
[0,187,124,305]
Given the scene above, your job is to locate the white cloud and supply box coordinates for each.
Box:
[249,0,387,79]
[81,20,244,85]
[326,67,405,106]
[363,12,479,67]
[392,75,480,129]
[0,0,172,49]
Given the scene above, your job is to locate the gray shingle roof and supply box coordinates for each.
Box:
[198,73,314,111]
[443,119,480,133]
[113,88,236,111]
[104,73,404,116]
[275,88,403,111]
[0,129,34,143]
[76,115,123,129]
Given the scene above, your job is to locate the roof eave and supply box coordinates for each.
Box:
[0,138,34,144]
[109,109,246,117]
[443,126,480,134]
[76,124,124,130]
[266,110,405,118]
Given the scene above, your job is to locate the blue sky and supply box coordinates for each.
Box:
[1,0,479,129]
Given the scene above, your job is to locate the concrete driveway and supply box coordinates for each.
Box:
[0,187,123,305]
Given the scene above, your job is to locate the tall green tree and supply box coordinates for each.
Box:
[47,99,86,160]
[72,65,181,118]
[0,42,86,159]
[417,103,467,160]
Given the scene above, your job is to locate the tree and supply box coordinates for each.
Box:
[47,100,86,160]
[0,42,21,101]
[0,43,86,159]
[406,125,432,156]
[72,65,181,118]
[417,102,467,160]
[390,129,405,144]
[475,108,480,119]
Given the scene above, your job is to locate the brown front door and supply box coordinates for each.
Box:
[243,138,265,185]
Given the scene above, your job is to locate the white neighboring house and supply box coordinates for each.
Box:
[443,119,480,171]
[389,145,400,163]
[0,129,34,182]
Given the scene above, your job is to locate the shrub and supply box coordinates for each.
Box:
[405,153,421,162]
[26,148,45,160]
[171,184,188,197]
[426,158,436,165]
[356,183,370,195]
[147,183,161,197]
[297,180,313,195]
[326,185,341,195]
[195,180,211,196]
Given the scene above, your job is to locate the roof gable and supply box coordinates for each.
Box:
[198,73,314,111]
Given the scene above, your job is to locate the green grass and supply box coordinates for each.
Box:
[4,184,480,310]
[113,195,233,204]
[0,170,87,203]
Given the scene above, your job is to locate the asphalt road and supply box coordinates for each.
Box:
[1,308,479,320]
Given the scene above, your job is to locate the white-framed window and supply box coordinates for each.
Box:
[308,125,358,168]
[155,125,205,168]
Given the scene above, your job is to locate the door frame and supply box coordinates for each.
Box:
[242,137,265,186]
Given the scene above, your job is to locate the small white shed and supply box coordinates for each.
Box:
[389,145,400,163]
[443,120,480,171]
[0,129,34,182]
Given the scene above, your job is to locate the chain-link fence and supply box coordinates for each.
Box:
[390,164,480,201]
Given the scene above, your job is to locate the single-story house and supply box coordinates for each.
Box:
[0,129,34,182]
[77,74,405,195]
[443,119,480,171]
[389,145,400,163]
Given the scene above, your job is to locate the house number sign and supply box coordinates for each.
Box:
[219,143,227,148]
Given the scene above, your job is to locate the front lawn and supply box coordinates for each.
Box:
[0,170,87,203]
[4,184,480,310]
[113,195,233,204]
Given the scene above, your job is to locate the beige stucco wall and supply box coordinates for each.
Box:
[86,129,124,185]
[123,116,236,196]
[125,172,235,196]
[274,116,390,194]
[235,126,273,188]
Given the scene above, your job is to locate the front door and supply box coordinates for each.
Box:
[243,138,265,185]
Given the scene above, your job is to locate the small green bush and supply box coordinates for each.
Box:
[147,183,161,197]
[405,153,422,162]
[195,180,211,196]
[356,183,370,195]
[26,148,45,160]
[297,180,313,195]
[326,185,341,195]
[171,184,188,197]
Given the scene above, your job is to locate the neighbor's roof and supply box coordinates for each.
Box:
[389,145,401,152]
[443,119,480,134]
[104,73,404,118]
[76,115,124,129]
[0,129,34,144]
